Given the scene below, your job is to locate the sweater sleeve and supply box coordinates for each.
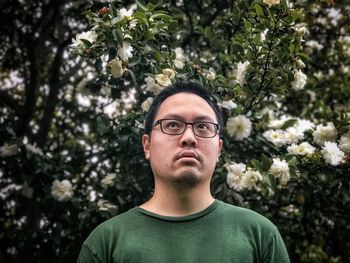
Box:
[262,229,290,263]
[77,244,103,263]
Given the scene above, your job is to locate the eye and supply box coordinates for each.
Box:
[168,122,179,128]
[196,122,211,131]
[164,120,182,130]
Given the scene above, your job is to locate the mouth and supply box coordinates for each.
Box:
[177,151,199,161]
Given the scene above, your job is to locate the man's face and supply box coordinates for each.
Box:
[142,92,223,188]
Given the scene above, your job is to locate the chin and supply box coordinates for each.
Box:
[170,170,203,190]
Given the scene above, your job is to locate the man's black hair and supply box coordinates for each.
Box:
[144,81,223,137]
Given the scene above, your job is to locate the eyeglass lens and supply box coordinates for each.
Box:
[160,119,217,137]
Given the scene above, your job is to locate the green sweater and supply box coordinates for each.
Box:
[78,200,290,263]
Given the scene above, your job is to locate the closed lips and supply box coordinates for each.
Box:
[178,151,199,160]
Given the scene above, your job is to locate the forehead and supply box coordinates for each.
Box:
[155,92,217,122]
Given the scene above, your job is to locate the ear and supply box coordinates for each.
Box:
[217,139,223,162]
[142,134,150,160]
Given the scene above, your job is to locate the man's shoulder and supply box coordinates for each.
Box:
[217,200,278,232]
[95,207,138,231]
[79,207,143,261]
[84,207,138,242]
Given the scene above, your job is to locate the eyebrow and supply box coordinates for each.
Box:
[161,113,216,123]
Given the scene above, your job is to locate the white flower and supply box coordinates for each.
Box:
[161,68,176,79]
[241,169,262,190]
[263,129,286,147]
[291,69,307,90]
[287,142,316,156]
[129,19,137,29]
[295,25,308,36]
[233,61,250,86]
[306,90,317,102]
[117,42,134,61]
[296,59,306,69]
[101,174,117,188]
[141,97,154,112]
[204,68,216,80]
[108,58,125,78]
[225,162,246,191]
[145,76,163,95]
[268,115,292,129]
[266,123,305,146]
[135,120,145,130]
[25,144,44,156]
[118,7,134,20]
[51,179,73,201]
[97,199,118,212]
[0,143,18,157]
[123,33,133,42]
[321,141,345,166]
[294,119,315,133]
[263,0,280,7]
[339,133,350,152]
[284,127,304,144]
[306,40,324,51]
[221,100,237,110]
[71,30,97,47]
[226,115,252,140]
[174,47,185,69]
[313,122,337,146]
[269,158,290,185]
[155,73,172,87]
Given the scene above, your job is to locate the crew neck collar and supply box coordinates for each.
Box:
[135,199,220,222]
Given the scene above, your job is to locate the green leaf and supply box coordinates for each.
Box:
[291,9,301,22]
[289,43,295,54]
[134,11,149,27]
[285,155,298,166]
[82,11,97,18]
[296,52,309,60]
[108,48,117,60]
[250,159,263,171]
[168,21,178,32]
[112,29,124,46]
[94,58,102,72]
[128,56,141,67]
[244,20,252,31]
[111,16,123,25]
[110,5,119,18]
[79,39,93,47]
[261,154,272,171]
[274,85,289,96]
[146,3,156,11]
[281,119,298,130]
[255,4,264,17]
[136,0,148,11]
[131,127,140,135]
[150,13,172,21]
[231,44,245,55]
[268,174,277,190]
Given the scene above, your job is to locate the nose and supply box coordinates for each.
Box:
[179,124,198,147]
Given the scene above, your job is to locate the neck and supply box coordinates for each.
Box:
[140,180,214,217]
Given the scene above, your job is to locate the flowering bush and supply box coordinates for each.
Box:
[1,0,349,262]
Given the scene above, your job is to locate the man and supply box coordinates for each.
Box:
[77,81,290,262]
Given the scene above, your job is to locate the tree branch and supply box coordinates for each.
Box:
[35,45,64,147]
[245,22,277,113]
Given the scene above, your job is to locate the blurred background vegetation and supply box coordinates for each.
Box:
[1,0,350,262]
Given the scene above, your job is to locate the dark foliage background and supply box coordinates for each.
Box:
[1,0,349,262]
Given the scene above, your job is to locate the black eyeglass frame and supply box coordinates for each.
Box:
[151,119,220,138]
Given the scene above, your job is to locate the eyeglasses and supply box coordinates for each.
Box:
[152,119,220,138]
